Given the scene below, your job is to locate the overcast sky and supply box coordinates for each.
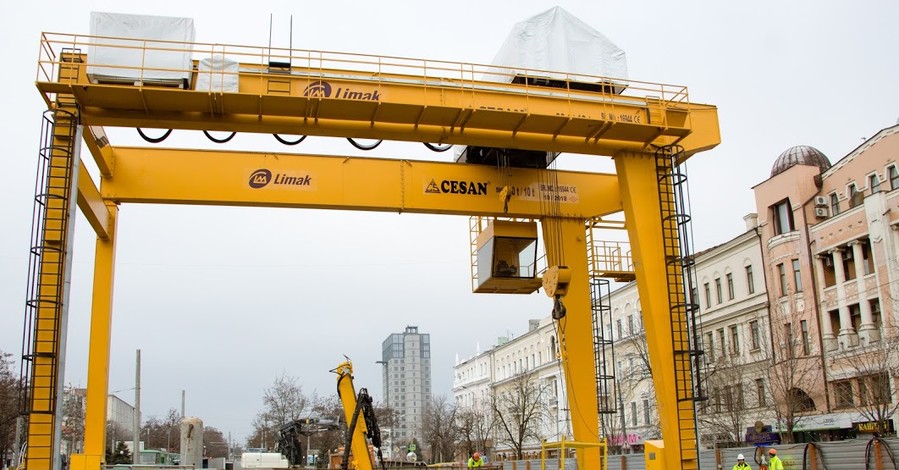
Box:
[1,0,897,446]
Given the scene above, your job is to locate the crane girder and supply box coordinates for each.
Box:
[99,147,624,219]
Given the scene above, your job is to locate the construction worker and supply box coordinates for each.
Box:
[733,453,751,470]
[467,452,484,468]
[767,448,783,470]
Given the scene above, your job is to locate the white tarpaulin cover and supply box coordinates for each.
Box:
[88,12,195,85]
[196,55,239,93]
[488,6,628,84]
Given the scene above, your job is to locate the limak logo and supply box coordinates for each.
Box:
[248,169,313,189]
[302,80,381,101]
[249,169,272,188]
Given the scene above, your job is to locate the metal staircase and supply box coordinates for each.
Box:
[654,146,704,468]
[20,90,79,470]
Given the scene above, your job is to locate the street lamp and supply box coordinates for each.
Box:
[375,360,389,405]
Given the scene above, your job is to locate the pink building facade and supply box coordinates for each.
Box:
[753,124,899,438]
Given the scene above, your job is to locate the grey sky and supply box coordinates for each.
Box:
[1,0,897,446]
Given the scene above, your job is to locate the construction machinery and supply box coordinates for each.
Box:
[332,361,385,470]
[276,418,341,467]
[21,13,719,470]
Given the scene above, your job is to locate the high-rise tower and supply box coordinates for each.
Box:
[381,326,431,442]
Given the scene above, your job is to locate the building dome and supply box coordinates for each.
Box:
[770,145,832,177]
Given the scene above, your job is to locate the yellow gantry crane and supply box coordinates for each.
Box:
[24,26,719,470]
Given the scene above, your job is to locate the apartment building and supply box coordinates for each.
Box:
[381,326,432,442]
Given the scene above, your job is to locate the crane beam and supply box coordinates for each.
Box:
[98,147,624,219]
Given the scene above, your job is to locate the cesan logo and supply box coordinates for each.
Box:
[302,80,381,101]
[425,179,489,195]
[248,169,313,189]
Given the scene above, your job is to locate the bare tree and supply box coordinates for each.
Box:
[456,405,493,459]
[248,373,311,450]
[308,394,345,466]
[421,395,457,463]
[697,354,756,445]
[142,409,182,452]
[490,370,549,459]
[61,385,85,455]
[204,426,229,458]
[604,330,660,452]
[260,373,310,427]
[832,327,899,436]
[0,349,21,467]
[763,308,822,444]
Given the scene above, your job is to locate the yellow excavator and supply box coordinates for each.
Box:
[332,360,385,470]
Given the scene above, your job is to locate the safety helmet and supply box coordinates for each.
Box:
[737,454,744,460]
[473,453,480,459]
[768,448,777,455]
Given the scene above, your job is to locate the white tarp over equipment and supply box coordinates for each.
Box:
[88,12,196,86]
[488,6,628,89]
[196,55,239,93]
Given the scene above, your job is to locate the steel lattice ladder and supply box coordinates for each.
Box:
[20,65,79,470]
[654,146,705,469]
[590,276,617,437]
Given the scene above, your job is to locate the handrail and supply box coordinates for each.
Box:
[36,31,690,105]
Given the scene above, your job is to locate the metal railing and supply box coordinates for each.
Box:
[37,32,690,109]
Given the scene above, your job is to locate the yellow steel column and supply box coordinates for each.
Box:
[70,201,118,470]
[541,217,599,468]
[614,152,696,470]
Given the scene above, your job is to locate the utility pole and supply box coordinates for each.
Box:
[133,349,141,463]
[181,390,186,419]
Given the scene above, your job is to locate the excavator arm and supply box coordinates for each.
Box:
[332,360,384,470]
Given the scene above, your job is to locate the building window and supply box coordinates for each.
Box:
[830,192,840,216]
[870,298,882,328]
[784,322,794,358]
[730,325,739,355]
[861,241,873,275]
[643,399,650,425]
[848,183,863,208]
[717,328,726,358]
[616,319,622,339]
[756,378,766,407]
[866,373,891,405]
[627,314,634,337]
[726,273,734,300]
[792,259,803,292]
[749,321,760,350]
[777,263,788,296]
[691,287,699,309]
[843,248,856,281]
[715,278,723,304]
[800,320,810,355]
[772,199,794,234]
[630,402,637,426]
[704,283,711,309]
[745,265,755,294]
[889,164,899,190]
[849,304,862,332]
[834,380,854,409]
[869,173,882,194]
[705,332,714,363]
